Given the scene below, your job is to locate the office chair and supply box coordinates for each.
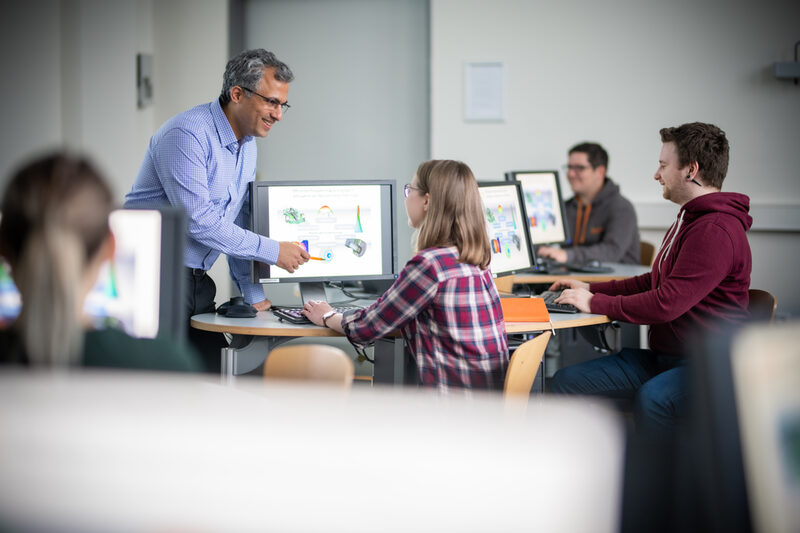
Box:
[747,289,777,323]
[504,331,552,400]
[640,241,656,267]
[264,344,355,388]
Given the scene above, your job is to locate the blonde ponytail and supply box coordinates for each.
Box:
[15,227,84,366]
[0,153,113,367]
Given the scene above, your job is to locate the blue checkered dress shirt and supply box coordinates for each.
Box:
[124,99,278,304]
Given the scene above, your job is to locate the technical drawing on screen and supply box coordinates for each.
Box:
[477,181,536,277]
[505,170,569,246]
[249,180,398,304]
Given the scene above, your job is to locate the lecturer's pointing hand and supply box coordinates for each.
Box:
[276,241,310,273]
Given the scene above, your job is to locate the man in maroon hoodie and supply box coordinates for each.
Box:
[549,122,752,431]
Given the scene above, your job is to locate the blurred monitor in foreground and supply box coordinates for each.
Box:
[0,208,185,341]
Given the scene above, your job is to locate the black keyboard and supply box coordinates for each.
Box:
[536,290,579,314]
[272,305,363,324]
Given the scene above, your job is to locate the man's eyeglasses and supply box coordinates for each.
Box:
[241,87,291,113]
[403,183,423,198]
[565,164,591,172]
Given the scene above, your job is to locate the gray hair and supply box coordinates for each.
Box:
[219,49,294,104]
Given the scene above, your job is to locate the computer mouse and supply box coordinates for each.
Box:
[216,296,257,318]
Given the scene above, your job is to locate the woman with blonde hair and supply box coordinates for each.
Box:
[0,153,200,370]
[303,160,508,391]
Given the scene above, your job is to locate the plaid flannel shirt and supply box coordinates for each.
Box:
[342,247,509,393]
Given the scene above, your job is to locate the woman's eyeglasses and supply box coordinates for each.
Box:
[403,183,423,198]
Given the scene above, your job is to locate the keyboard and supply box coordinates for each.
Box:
[272,305,363,324]
[535,290,579,314]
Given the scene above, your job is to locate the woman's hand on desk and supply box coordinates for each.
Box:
[302,301,346,334]
[554,288,593,314]
[302,300,332,326]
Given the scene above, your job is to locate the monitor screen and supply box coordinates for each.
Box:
[505,170,569,246]
[249,180,398,303]
[0,208,186,341]
[477,181,536,277]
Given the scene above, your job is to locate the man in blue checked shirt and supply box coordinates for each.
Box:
[125,49,309,371]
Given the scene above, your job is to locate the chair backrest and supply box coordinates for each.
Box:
[747,289,777,323]
[640,241,656,267]
[504,331,552,398]
[264,344,355,388]
[494,275,515,295]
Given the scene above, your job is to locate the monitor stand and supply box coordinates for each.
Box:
[299,282,327,305]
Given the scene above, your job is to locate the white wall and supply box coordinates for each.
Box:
[0,0,156,199]
[151,0,232,303]
[243,0,430,272]
[0,1,63,191]
[240,0,430,308]
[0,0,232,302]
[431,0,800,315]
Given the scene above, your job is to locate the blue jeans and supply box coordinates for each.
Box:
[550,348,687,432]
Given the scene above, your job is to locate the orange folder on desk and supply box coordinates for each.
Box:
[500,298,550,322]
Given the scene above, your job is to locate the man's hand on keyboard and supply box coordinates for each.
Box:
[549,279,590,292]
[554,288,593,314]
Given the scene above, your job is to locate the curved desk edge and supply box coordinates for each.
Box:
[191,312,611,338]
[504,314,610,334]
[191,314,342,337]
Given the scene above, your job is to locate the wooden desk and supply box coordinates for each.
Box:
[191,310,610,384]
[512,262,650,285]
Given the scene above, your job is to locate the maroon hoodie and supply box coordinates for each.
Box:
[589,192,752,357]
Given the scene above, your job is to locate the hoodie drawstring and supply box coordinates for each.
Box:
[656,209,685,276]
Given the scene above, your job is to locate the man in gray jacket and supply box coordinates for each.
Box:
[538,142,640,264]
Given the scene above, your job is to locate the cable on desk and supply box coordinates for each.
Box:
[327,281,382,301]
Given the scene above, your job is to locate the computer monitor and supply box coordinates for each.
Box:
[249,180,399,304]
[0,208,186,341]
[505,170,569,246]
[477,181,537,277]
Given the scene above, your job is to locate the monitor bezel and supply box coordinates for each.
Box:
[112,207,187,342]
[249,180,399,286]
[1,207,187,342]
[504,169,570,246]
[477,180,538,278]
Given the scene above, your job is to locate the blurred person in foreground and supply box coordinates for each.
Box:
[0,153,201,371]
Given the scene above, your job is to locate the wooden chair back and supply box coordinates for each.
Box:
[504,331,552,398]
[494,275,515,295]
[747,289,777,323]
[640,241,656,267]
[264,344,355,388]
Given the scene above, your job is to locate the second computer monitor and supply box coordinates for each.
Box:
[505,170,569,246]
[249,180,398,303]
[477,181,536,278]
[1,207,187,341]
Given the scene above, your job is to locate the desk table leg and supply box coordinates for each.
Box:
[221,347,237,385]
[218,336,294,382]
[373,337,407,386]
